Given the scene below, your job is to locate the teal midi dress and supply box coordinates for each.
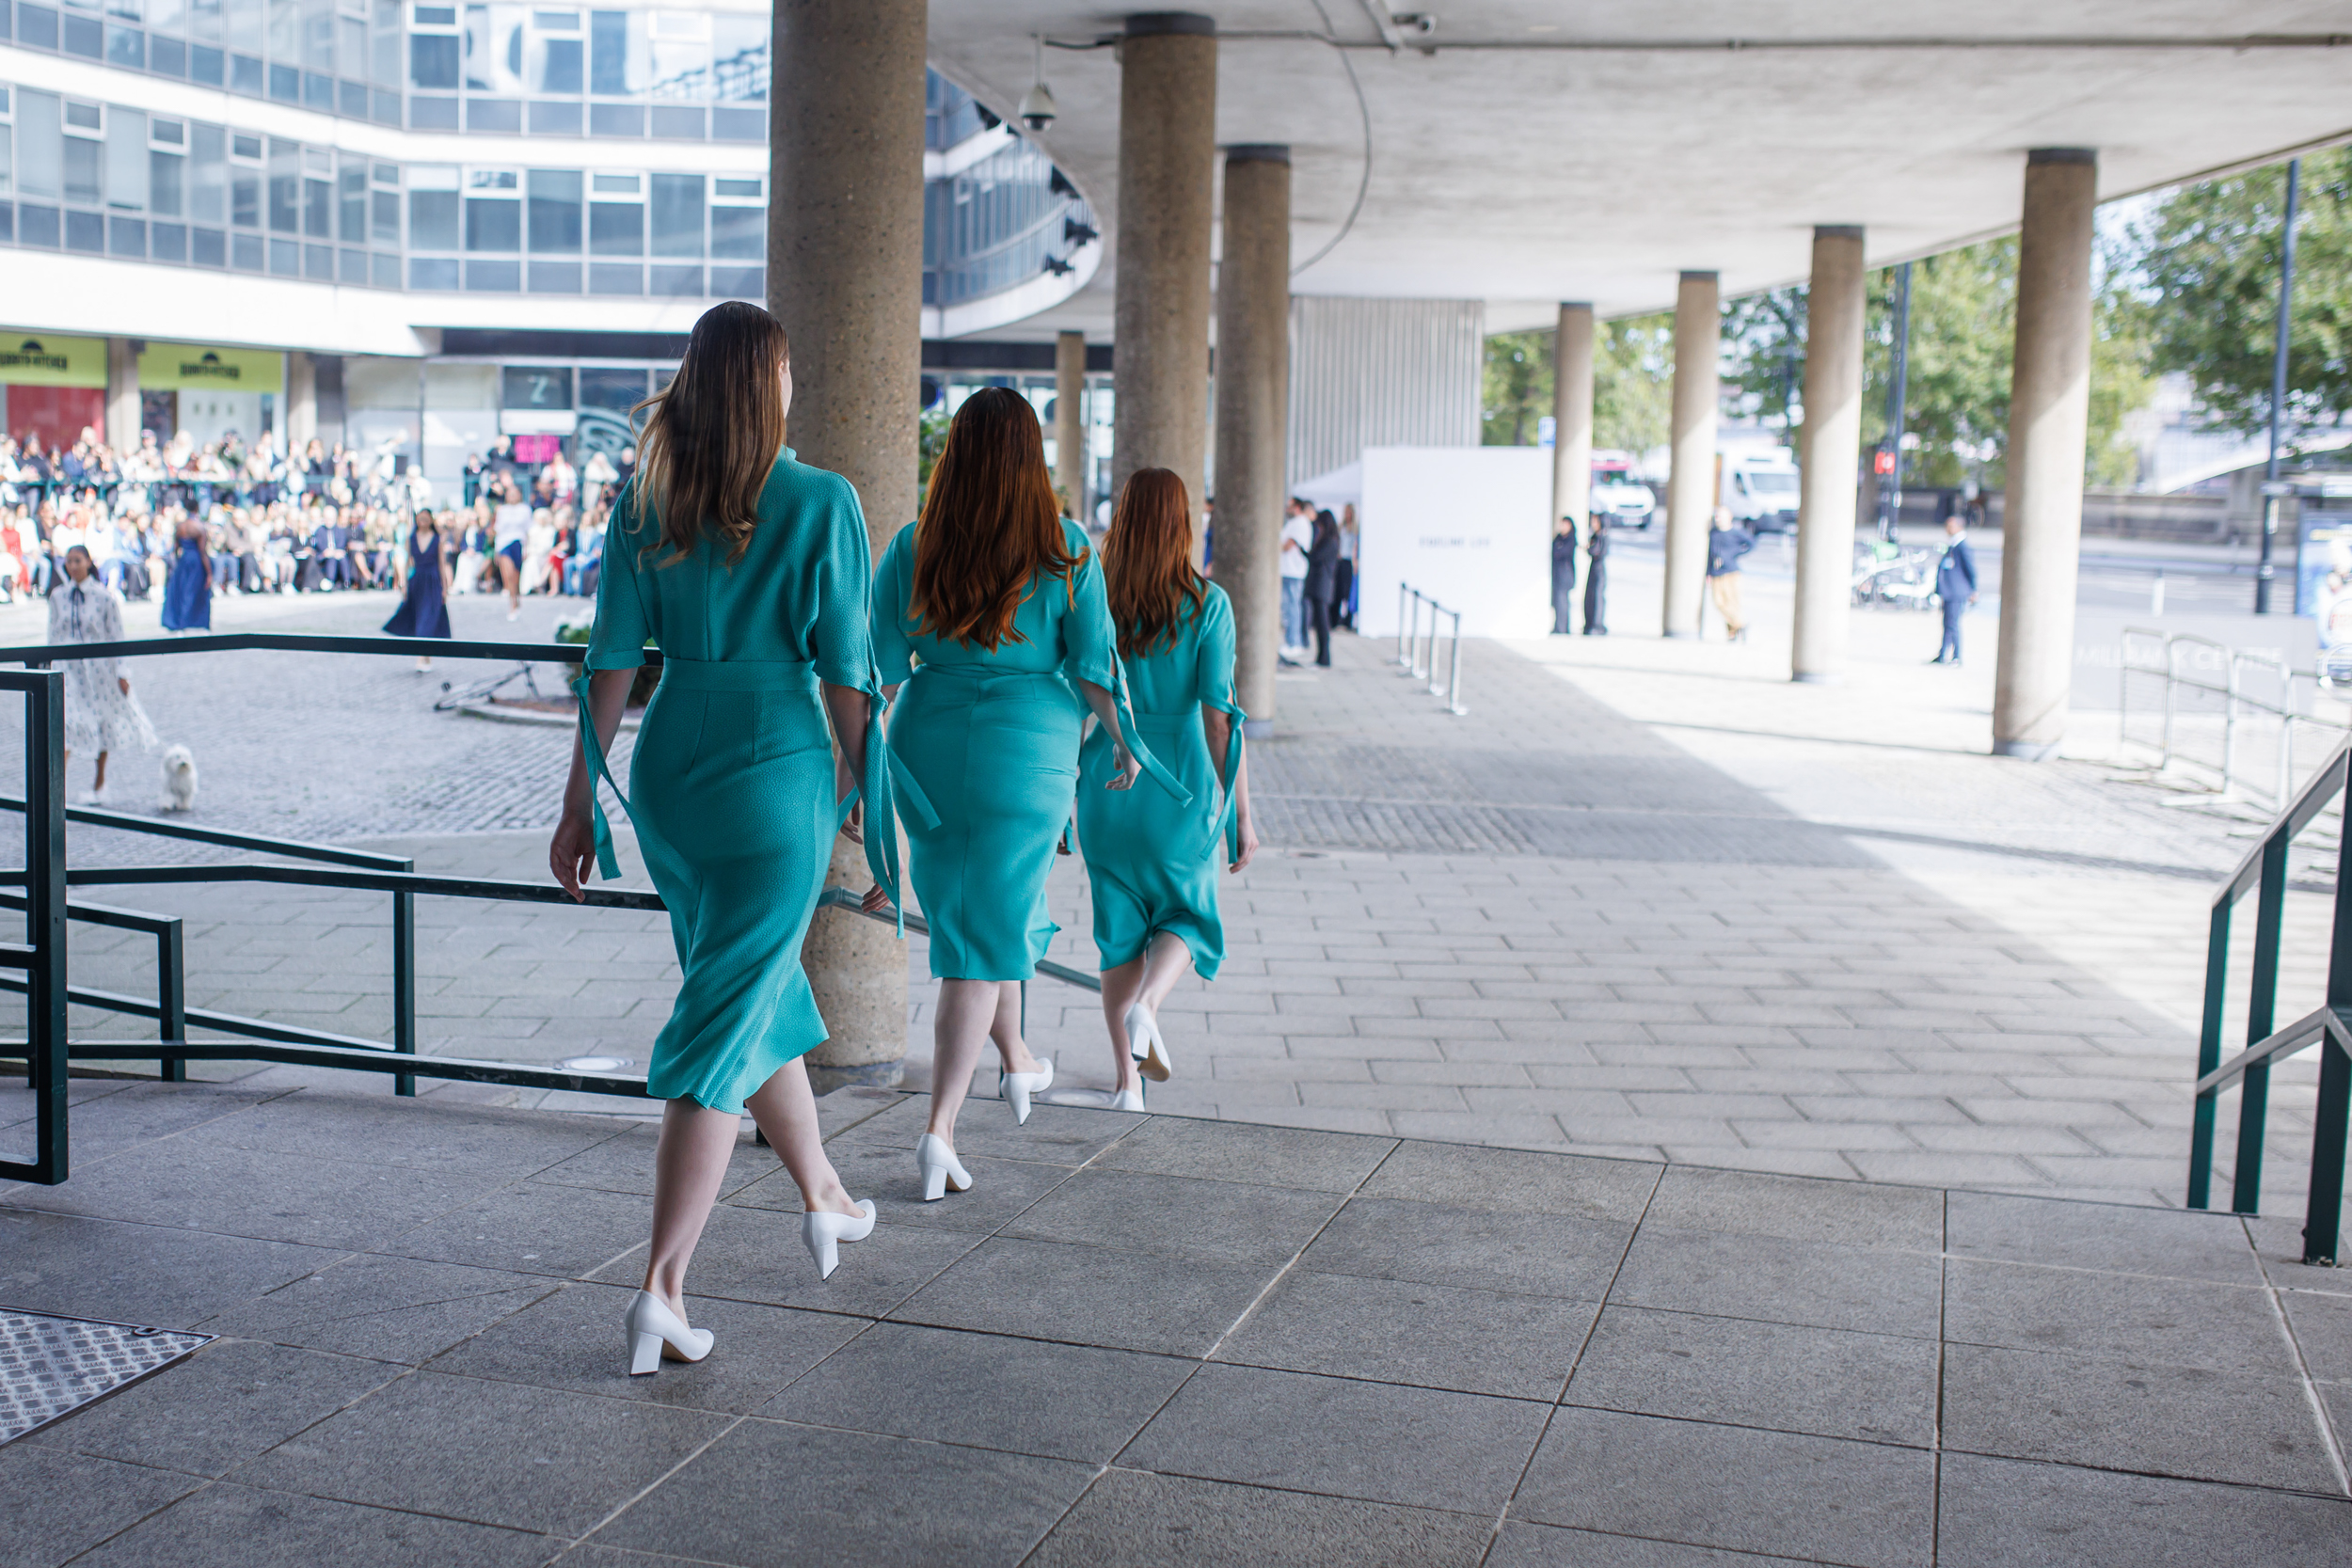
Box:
[1073,583,1247,978]
[873,517,1184,980]
[573,452,898,1115]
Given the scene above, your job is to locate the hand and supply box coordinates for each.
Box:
[1104,745,1141,792]
[117,676,129,695]
[860,882,892,914]
[1230,815,1260,873]
[549,809,596,902]
[838,799,864,845]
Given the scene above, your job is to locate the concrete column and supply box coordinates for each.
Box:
[770,0,927,1088]
[1662,272,1719,637]
[1994,149,2098,759]
[1111,11,1216,530]
[1550,303,1594,533]
[104,338,138,452]
[1791,227,1867,683]
[287,352,318,452]
[1214,143,1289,735]
[1055,330,1087,518]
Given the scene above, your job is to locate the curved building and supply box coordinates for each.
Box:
[0,3,1096,488]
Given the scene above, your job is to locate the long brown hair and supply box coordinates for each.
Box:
[1103,467,1204,658]
[628,300,787,568]
[911,387,1084,649]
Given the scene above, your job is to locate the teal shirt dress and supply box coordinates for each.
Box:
[574,452,898,1115]
[1073,583,1247,978]
[874,517,1184,980]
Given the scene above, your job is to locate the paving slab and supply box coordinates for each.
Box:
[1027,1469,1494,1568]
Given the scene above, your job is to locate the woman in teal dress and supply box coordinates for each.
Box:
[1070,469,1259,1110]
[870,387,1182,1201]
[548,302,898,1377]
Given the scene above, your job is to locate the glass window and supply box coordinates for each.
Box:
[579,366,645,415]
[264,0,291,56]
[409,31,456,87]
[0,129,11,199]
[532,31,579,92]
[464,2,525,93]
[151,123,187,218]
[189,120,226,221]
[266,136,298,231]
[190,0,221,40]
[501,365,570,409]
[62,103,103,206]
[645,8,704,99]
[587,170,638,255]
[525,166,578,250]
[338,157,362,239]
[708,201,758,260]
[338,13,361,74]
[18,90,61,200]
[371,0,400,85]
[710,14,763,102]
[588,8,630,93]
[464,166,517,249]
[649,170,699,257]
[106,108,147,211]
[406,160,456,245]
[301,0,330,71]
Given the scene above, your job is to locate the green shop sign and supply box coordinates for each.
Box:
[0,333,108,388]
[137,342,285,392]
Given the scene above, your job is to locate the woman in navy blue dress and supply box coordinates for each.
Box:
[159,513,211,632]
[383,510,453,670]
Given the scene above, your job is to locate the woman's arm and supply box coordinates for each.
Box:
[1075,679,1140,790]
[819,683,871,838]
[548,667,635,900]
[1201,707,1259,872]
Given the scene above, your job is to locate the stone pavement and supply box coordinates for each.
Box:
[3,1079,2347,1566]
[0,559,2324,1214]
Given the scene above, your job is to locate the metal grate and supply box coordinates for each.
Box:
[0,1309,210,1444]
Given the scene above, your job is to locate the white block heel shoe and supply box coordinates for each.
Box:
[998,1058,1054,1125]
[801,1198,878,1280]
[624,1290,713,1377]
[916,1132,972,1202]
[1127,1004,1173,1083]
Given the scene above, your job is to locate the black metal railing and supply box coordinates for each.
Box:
[0,631,1104,1185]
[2186,735,2352,1265]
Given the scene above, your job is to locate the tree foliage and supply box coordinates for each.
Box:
[1482,314,1676,454]
[2135,148,2352,437]
[1480,332,1550,446]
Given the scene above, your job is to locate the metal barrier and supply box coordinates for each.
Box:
[2185,735,2352,1264]
[1391,584,1469,717]
[0,631,1105,1185]
[2119,626,2345,808]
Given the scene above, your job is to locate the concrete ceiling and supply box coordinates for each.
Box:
[926,2,2352,341]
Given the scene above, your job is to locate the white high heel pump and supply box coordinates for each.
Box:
[624,1290,713,1377]
[1127,1004,1172,1083]
[801,1198,877,1280]
[916,1132,972,1202]
[998,1056,1054,1124]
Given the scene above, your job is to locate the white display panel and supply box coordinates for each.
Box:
[1354,446,1553,639]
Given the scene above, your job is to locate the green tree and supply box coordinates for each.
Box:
[2136,149,2352,437]
[1481,330,1551,445]
[1596,313,1675,454]
[1724,288,1807,436]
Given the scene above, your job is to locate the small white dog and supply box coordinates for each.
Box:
[159,745,199,813]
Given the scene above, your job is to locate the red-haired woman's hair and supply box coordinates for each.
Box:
[911,387,1085,649]
[1102,467,1204,658]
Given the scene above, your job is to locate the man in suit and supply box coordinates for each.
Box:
[1931,512,1978,665]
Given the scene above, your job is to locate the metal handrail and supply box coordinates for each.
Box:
[2185,734,2352,1265]
[2120,626,2341,807]
[1391,584,1469,717]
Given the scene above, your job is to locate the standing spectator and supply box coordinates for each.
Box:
[1550,515,1579,635]
[161,511,212,632]
[524,506,558,596]
[384,509,453,670]
[564,506,606,596]
[49,545,157,803]
[1278,497,1312,664]
[1705,506,1754,642]
[1335,502,1359,628]
[1930,511,1979,666]
[463,451,487,507]
[615,443,637,492]
[1583,514,1609,635]
[581,448,617,515]
[1305,509,1341,667]
[491,476,530,618]
[548,448,579,508]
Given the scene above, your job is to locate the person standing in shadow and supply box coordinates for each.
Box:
[1306,508,1341,667]
[1551,515,1579,634]
[1583,514,1609,635]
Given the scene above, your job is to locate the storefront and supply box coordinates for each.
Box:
[0,332,109,451]
[135,342,287,451]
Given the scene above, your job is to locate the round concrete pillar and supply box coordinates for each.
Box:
[1662,272,1719,638]
[1055,331,1088,518]
[104,338,139,453]
[287,352,319,453]
[769,0,927,1089]
[1551,304,1594,533]
[1214,143,1289,735]
[1791,227,1867,684]
[1112,11,1217,531]
[1994,149,2098,760]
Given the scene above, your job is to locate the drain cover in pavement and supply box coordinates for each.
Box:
[0,1309,211,1443]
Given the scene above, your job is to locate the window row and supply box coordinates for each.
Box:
[405,168,762,259]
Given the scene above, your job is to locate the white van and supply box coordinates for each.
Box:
[1589,451,1656,529]
[1722,450,1801,532]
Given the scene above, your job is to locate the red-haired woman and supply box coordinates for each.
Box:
[1070,469,1258,1108]
[871,388,1182,1199]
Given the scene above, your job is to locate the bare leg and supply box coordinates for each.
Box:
[1136,931,1192,1013]
[1099,958,1146,1094]
[499,555,520,611]
[92,751,109,792]
[742,1057,861,1217]
[640,1097,738,1336]
[927,978,1041,1147]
